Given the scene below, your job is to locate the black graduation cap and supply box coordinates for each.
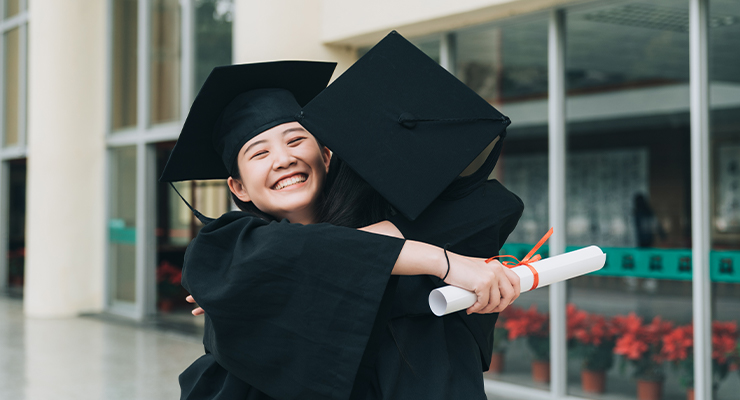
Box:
[160,61,336,182]
[299,31,510,221]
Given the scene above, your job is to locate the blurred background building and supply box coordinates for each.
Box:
[2,0,738,399]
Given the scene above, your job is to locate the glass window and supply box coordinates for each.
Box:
[4,0,19,19]
[109,146,137,304]
[150,0,181,125]
[710,1,740,400]
[455,17,552,390]
[194,0,233,93]
[6,159,25,290]
[155,143,230,315]
[3,27,19,147]
[408,36,441,63]
[112,0,138,131]
[564,1,695,398]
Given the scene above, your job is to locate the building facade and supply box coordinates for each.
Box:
[3,0,738,399]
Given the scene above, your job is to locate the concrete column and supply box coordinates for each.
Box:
[233,0,357,77]
[24,0,106,317]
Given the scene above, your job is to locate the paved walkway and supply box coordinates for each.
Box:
[0,295,205,400]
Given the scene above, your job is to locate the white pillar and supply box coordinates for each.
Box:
[548,8,567,398]
[24,0,107,317]
[233,0,357,77]
[689,0,712,399]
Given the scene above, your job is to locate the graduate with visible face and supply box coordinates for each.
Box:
[163,32,524,400]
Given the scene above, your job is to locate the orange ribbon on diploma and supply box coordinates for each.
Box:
[485,227,554,292]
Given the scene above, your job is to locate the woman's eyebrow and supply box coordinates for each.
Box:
[282,127,306,135]
[243,139,267,156]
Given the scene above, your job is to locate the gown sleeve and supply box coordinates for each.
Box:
[181,211,405,400]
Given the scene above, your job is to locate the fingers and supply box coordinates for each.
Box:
[467,283,491,314]
[186,295,204,316]
[481,283,502,314]
[490,275,516,313]
[503,268,521,301]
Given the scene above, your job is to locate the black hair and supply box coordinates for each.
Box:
[315,156,392,228]
[229,152,391,228]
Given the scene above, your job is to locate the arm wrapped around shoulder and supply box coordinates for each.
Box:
[182,212,405,400]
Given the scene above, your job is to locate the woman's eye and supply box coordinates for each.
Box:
[288,137,305,146]
[250,151,268,159]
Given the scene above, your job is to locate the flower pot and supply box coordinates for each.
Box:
[489,352,505,374]
[636,379,663,400]
[686,388,694,400]
[581,369,606,393]
[531,360,550,383]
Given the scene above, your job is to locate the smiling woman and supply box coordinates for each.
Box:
[162,33,524,400]
[227,122,331,225]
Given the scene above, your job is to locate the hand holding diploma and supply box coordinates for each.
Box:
[429,229,607,316]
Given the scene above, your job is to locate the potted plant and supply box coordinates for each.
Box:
[156,260,184,312]
[613,313,673,400]
[567,304,618,394]
[504,304,550,383]
[490,306,525,373]
[662,321,738,400]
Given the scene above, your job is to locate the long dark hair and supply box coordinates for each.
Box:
[315,156,393,228]
[230,153,391,228]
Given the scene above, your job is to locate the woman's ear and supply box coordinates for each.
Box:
[227,177,251,203]
[322,146,332,174]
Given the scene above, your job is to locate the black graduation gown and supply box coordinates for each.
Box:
[179,211,405,400]
[180,181,524,400]
[365,179,523,399]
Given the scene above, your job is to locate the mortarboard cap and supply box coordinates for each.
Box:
[299,31,510,221]
[160,61,336,182]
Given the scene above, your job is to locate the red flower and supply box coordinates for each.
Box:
[615,332,649,360]
[662,325,693,362]
[157,261,183,285]
[711,321,738,365]
[659,320,738,365]
[503,304,548,340]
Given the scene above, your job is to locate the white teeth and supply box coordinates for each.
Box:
[273,175,307,190]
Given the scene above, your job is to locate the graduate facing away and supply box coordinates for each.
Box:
[161,32,525,400]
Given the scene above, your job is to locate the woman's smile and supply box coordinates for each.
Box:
[271,173,308,191]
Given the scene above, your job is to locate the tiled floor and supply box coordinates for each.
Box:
[0,295,205,400]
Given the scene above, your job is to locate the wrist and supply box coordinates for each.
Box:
[435,245,449,280]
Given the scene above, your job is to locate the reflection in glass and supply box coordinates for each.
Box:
[5,0,19,18]
[455,18,552,390]
[156,144,229,314]
[563,1,700,398]
[7,160,26,289]
[710,1,740,400]
[408,37,441,63]
[109,146,137,303]
[194,0,233,94]
[112,0,138,131]
[457,20,548,105]
[4,27,19,147]
[150,0,181,125]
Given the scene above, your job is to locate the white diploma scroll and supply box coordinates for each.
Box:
[428,246,606,317]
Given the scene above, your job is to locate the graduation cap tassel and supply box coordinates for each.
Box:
[168,182,211,224]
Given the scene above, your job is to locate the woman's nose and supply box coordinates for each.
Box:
[272,146,296,169]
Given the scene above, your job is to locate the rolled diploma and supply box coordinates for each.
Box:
[428,245,606,317]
